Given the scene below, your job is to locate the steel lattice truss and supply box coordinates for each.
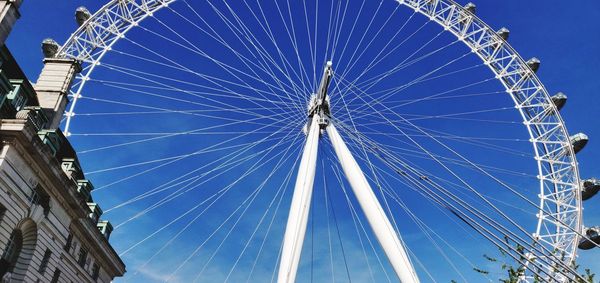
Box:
[396,1,582,279]
[56,0,583,281]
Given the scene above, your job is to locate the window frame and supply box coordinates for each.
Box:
[38,248,52,274]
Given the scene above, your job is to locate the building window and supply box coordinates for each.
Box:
[1,229,23,274]
[38,249,51,274]
[64,234,73,252]
[28,188,39,207]
[29,186,50,217]
[0,205,5,223]
[50,268,61,283]
[77,248,87,268]
[91,263,100,281]
[1,220,37,279]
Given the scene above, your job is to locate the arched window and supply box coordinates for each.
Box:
[0,219,37,280]
[0,229,23,278]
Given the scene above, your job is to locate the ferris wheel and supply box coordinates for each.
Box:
[41,0,599,281]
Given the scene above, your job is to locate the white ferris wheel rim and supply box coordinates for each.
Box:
[55,0,583,280]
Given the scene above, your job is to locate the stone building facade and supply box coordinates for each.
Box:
[0,1,126,282]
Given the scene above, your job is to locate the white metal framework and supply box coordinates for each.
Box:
[279,64,419,282]
[55,0,583,281]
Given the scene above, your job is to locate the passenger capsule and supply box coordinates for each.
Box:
[582,178,600,201]
[527,57,541,73]
[41,38,60,58]
[569,133,589,153]
[551,92,567,111]
[578,226,600,250]
[75,7,92,27]
[570,133,589,154]
[497,28,510,41]
[464,3,476,14]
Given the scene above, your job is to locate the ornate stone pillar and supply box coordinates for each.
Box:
[34,58,81,129]
[0,0,23,45]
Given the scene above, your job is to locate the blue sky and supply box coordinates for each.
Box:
[6,0,600,282]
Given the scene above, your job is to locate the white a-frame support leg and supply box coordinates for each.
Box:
[278,61,418,282]
[326,122,420,283]
[278,114,321,283]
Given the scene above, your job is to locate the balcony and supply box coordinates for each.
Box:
[87,202,103,224]
[77,180,95,202]
[37,128,64,157]
[15,106,48,131]
[37,128,86,182]
[97,220,113,240]
[7,79,35,112]
[61,158,84,180]
[0,69,14,118]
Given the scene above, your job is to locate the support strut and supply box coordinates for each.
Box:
[326,122,419,283]
[277,114,321,283]
[278,62,419,283]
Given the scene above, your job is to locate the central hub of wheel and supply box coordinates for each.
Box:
[305,61,333,133]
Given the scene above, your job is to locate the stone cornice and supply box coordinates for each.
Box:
[0,118,125,276]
